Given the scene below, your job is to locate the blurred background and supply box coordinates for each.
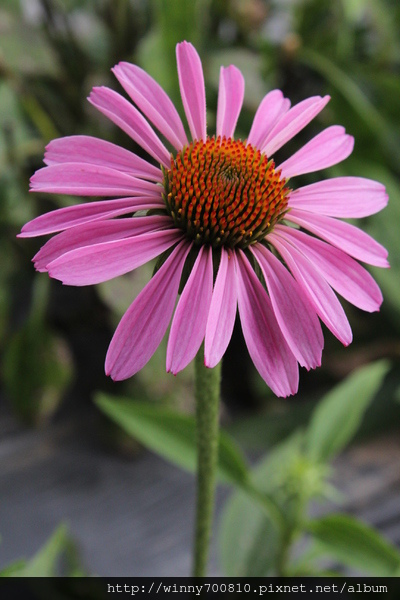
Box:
[1,0,400,577]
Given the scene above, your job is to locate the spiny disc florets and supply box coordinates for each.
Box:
[163,136,290,248]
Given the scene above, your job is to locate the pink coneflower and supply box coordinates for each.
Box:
[20,42,388,397]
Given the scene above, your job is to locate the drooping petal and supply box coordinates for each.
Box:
[176,41,206,141]
[88,87,171,167]
[167,245,213,374]
[278,126,354,179]
[112,62,188,150]
[286,209,389,268]
[247,90,290,149]
[262,95,330,156]
[33,216,172,272]
[288,177,388,218]
[251,243,323,369]
[44,135,162,181]
[105,240,192,380]
[235,250,299,397]
[47,229,183,286]
[30,163,160,196]
[18,196,164,238]
[269,232,352,345]
[216,65,245,139]
[274,225,383,312]
[205,248,237,368]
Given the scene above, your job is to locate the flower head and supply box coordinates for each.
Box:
[20,42,389,397]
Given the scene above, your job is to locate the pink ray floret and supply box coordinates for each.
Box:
[20,41,389,397]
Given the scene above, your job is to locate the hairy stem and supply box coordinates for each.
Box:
[192,346,222,577]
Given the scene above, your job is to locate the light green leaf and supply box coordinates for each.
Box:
[95,393,249,486]
[306,360,390,463]
[0,560,27,577]
[219,433,303,576]
[13,525,69,577]
[307,515,400,576]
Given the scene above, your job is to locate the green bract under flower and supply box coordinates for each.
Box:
[163,136,290,248]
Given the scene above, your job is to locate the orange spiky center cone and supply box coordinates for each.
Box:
[163,136,290,248]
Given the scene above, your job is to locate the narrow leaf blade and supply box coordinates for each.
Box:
[308,514,400,576]
[306,360,390,462]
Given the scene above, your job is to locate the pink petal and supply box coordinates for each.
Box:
[44,136,162,181]
[18,196,164,238]
[247,90,290,149]
[166,245,213,374]
[30,163,160,196]
[33,216,171,272]
[112,62,188,150]
[251,243,323,369]
[262,95,330,156]
[105,240,192,380]
[235,250,299,397]
[176,42,206,141]
[268,232,352,345]
[274,225,383,312]
[278,126,354,179]
[288,177,388,218]
[88,87,171,167]
[47,229,183,286]
[286,209,389,268]
[216,65,245,139]
[205,248,238,368]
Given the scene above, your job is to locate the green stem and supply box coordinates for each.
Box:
[192,346,222,577]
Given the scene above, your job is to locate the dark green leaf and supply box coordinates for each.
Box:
[95,393,249,486]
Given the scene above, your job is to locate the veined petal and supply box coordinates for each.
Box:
[18,196,164,238]
[88,87,171,167]
[176,41,206,141]
[269,232,352,345]
[205,248,237,368]
[251,243,323,369]
[274,225,383,312]
[47,229,183,286]
[44,135,162,181]
[216,65,245,139]
[33,216,172,272]
[288,177,388,218]
[278,126,354,179]
[262,95,330,156]
[167,245,213,374]
[247,90,290,149]
[112,62,188,150]
[286,209,389,268]
[106,240,192,380]
[30,163,160,196]
[235,250,299,397]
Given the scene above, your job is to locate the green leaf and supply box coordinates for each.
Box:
[219,433,303,576]
[307,515,400,576]
[0,560,27,577]
[306,360,390,463]
[94,393,249,487]
[10,525,69,577]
